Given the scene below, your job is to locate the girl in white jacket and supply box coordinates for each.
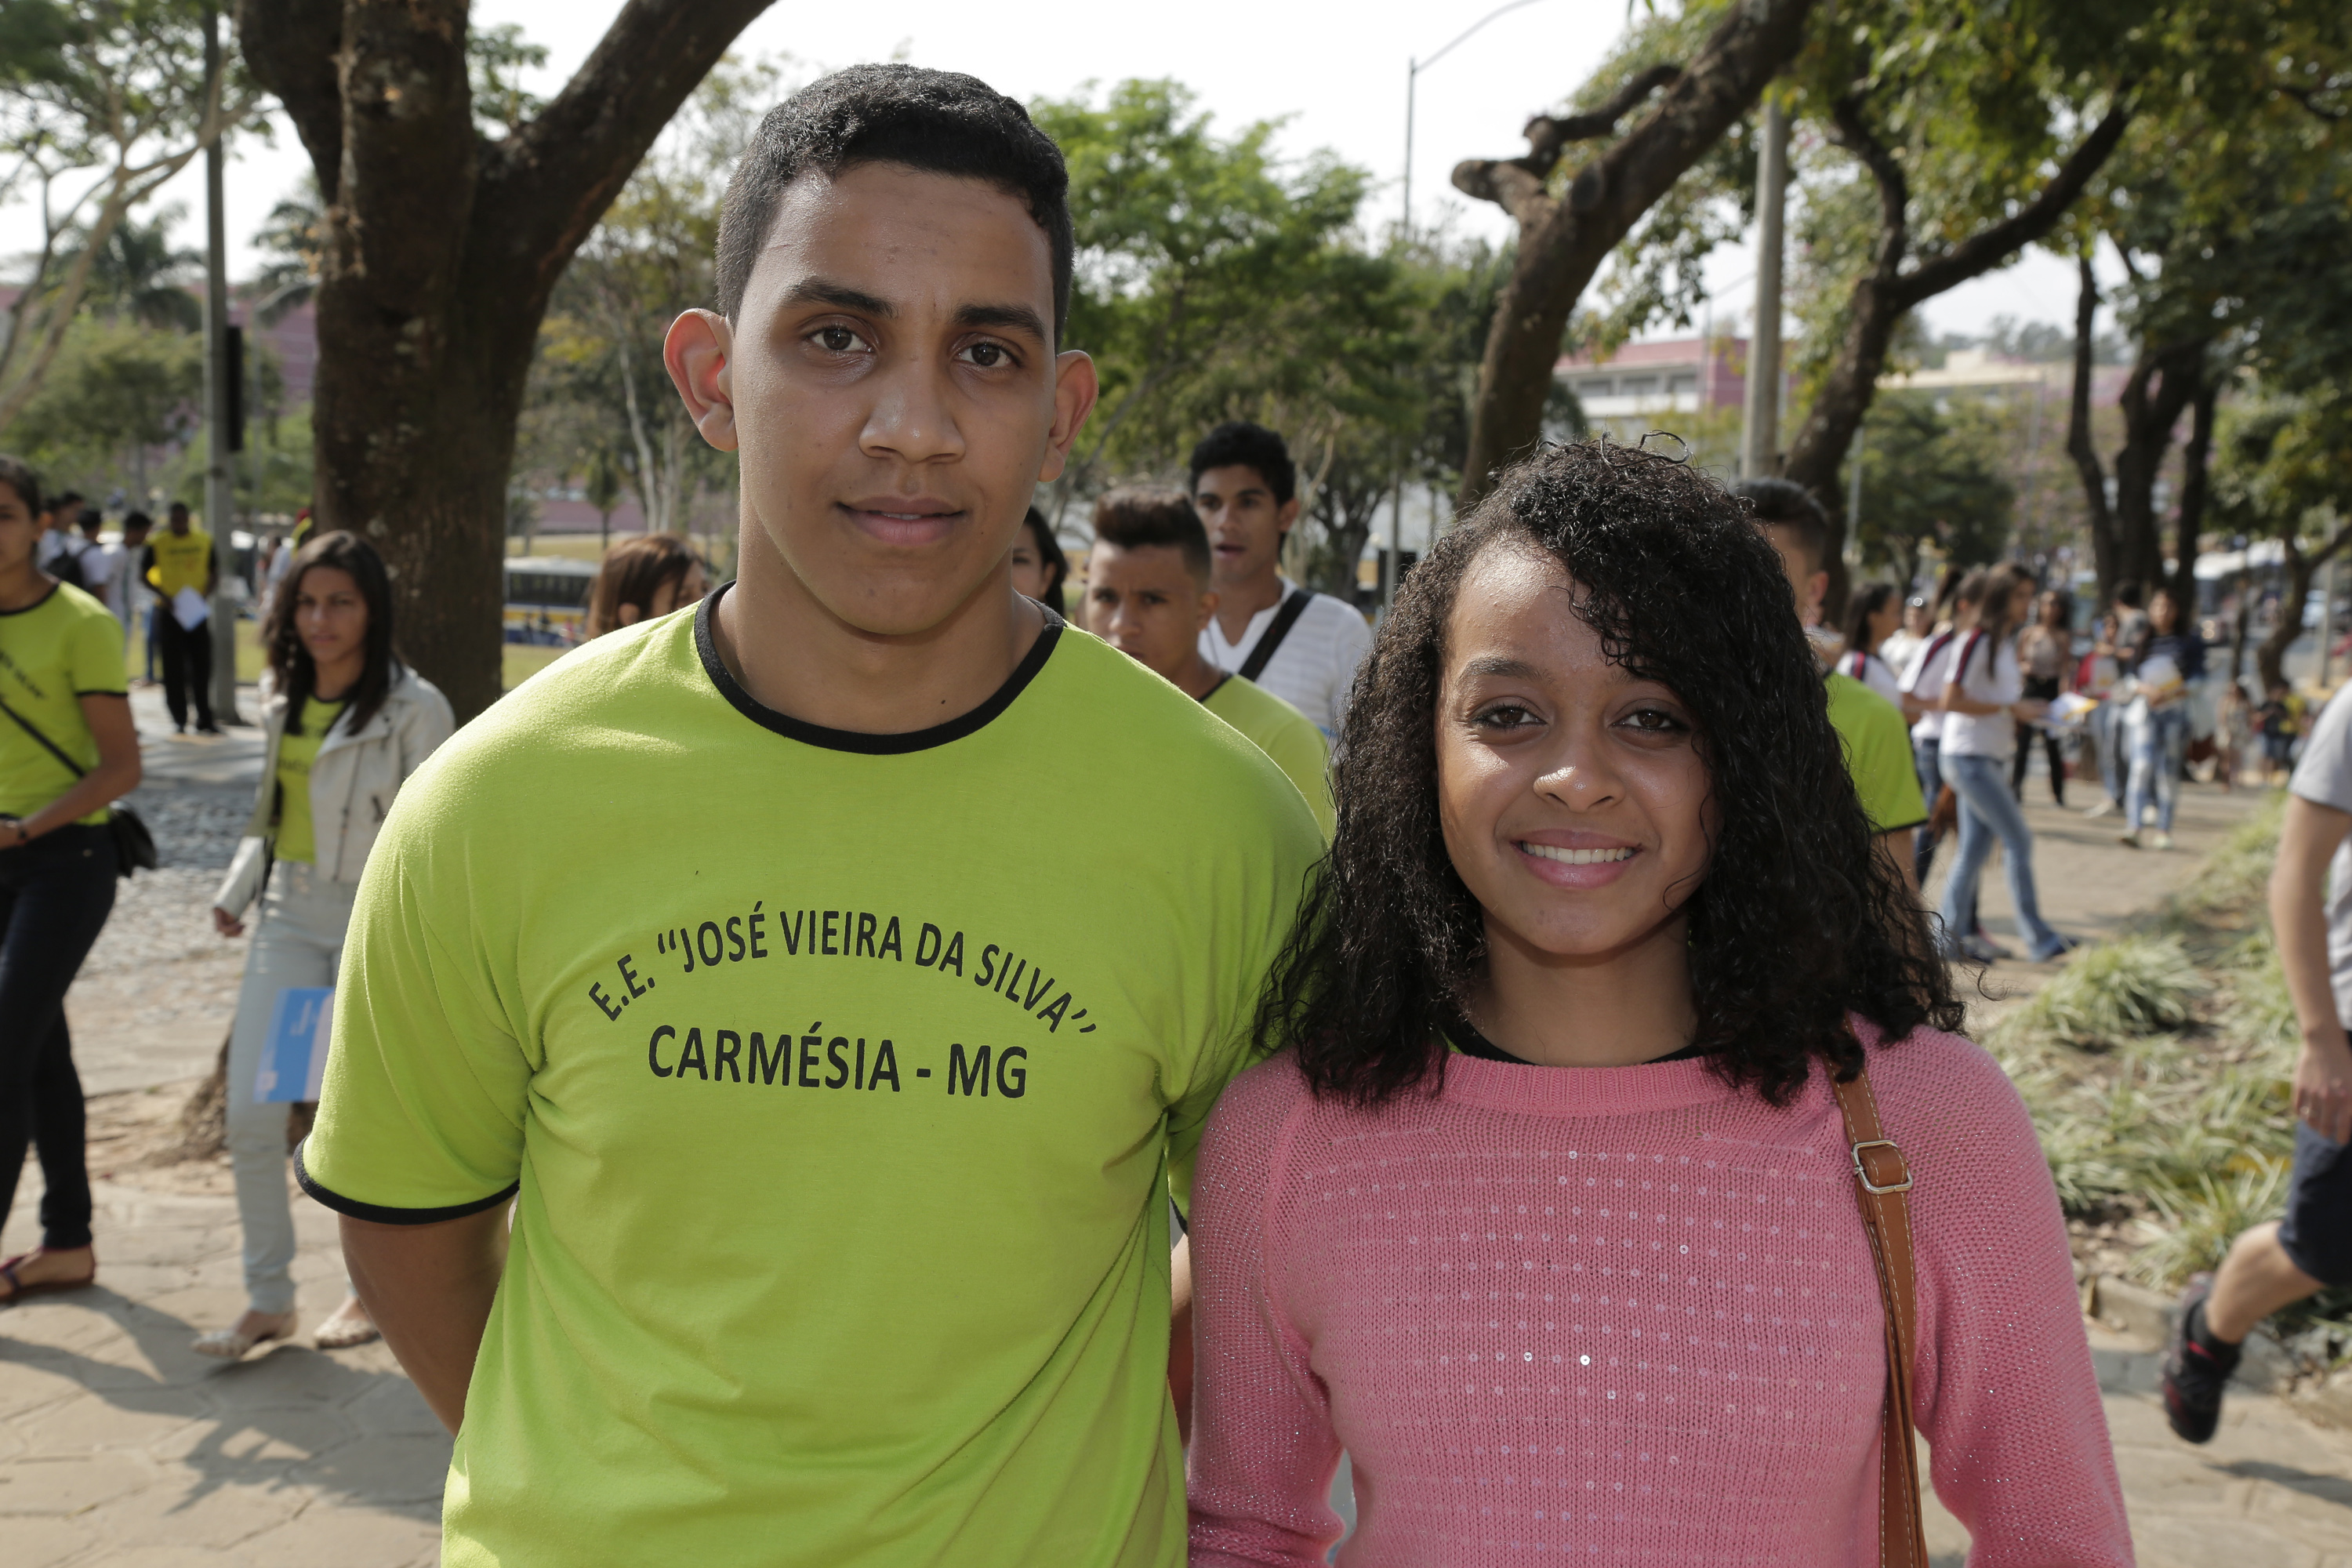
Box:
[195,532,453,1358]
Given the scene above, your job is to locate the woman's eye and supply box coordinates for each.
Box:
[1619,707,1689,734]
[811,325,868,354]
[1474,703,1538,731]
[960,341,1013,368]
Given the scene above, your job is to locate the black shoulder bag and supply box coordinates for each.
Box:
[1238,588,1316,683]
[0,691,158,875]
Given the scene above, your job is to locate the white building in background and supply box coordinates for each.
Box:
[1554,337,1755,427]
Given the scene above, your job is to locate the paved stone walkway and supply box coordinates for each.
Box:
[9,722,2349,1563]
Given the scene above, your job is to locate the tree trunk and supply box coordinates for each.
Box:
[2066,254,2120,602]
[2111,337,2206,593]
[2170,379,2216,611]
[1452,0,1818,514]
[2256,525,2352,693]
[1782,101,2132,612]
[238,0,775,720]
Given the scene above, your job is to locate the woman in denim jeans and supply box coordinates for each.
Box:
[0,456,141,1302]
[1936,572,2078,964]
[2122,587,2205,850]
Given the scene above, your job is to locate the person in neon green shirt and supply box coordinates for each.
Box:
[298,68,1320,1568]
[1079,487,1335,839]
[140,501,217,733]
[1740,481,1929,870]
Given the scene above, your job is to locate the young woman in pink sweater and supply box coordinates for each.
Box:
[1185,443,2131,1566]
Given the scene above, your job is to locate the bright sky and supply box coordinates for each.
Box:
[4,0,2102,344]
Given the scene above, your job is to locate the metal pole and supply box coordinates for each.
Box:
[1846,423,1865,571]
[2321,553,2339,690]
[1740,96,1788,481]
[201,4,239,724]
[1403,61,1416,243]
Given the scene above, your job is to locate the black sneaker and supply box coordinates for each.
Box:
[2162,1273,2239,1444]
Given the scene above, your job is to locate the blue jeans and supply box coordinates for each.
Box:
[2125,704,2189,834]
[1940,753,2062,958]
[2090,700,2126,804]
[1912,736,1943,885]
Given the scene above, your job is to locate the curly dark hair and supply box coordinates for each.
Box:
[1257,439,1959,1107]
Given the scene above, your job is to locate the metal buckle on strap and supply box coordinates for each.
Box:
[1851,1139,1913,1195]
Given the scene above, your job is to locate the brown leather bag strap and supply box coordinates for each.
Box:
[1831,1063,1929,1568]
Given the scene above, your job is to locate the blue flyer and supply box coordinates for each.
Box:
[256,986,334,1104]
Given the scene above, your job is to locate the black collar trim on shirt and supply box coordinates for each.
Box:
[0,582,63,617]
[694,581,1063,756]
[1196,673,1232,706]
[1444,1014,1707,1066]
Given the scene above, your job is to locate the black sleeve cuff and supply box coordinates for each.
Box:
[294,1139,518,1225]
[1879,817,1929,836]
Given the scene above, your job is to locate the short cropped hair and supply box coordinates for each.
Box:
[0,455,38,518]
[1736,478,1828,574]
[1091,488,1211,584]
[714,65,1075,339]
[1189,421,1297,507]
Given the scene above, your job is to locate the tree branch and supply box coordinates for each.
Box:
[234,0,343,194]
[482,0,779,302]
[1450,62,1682,223]
[1826,93,1910,286]
[1891,103,2133,307]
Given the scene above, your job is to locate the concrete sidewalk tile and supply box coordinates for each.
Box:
[237,1503,443,1568]
[285,1433,453,1507]
[93,1468,309,1552]
[197,1346,382,1412]
[0,1358,84,1420]
[0,1449,159,1514]
[17,1389,211,1455]
[0,1301,133,1357]
[3,1515,93,1568]
[2132,1515,2324,1568]
[146,1403,354,1465]
[342,1379,444,1439]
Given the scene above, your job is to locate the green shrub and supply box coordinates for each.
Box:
[2221,929,2301,1061]
[1998,934,2207,1046]
[2136,1162,2293,1290]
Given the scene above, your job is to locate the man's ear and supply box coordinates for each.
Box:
[1805,570,1831,626]
[1276,496,1301,538]
[1035,350,1102,484]
[1196,586,1218,633]
[664,309,738,452]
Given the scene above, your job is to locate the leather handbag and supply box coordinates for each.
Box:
[0,690,158,877]
[1831,1062,1929,1567]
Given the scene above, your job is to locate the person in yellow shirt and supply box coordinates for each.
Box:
[1080,488,1335,839]
[141,501,217,733]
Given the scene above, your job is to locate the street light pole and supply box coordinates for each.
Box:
[1739,96,1788,481]
[1389,0,1549,608]
[201,2,239,724]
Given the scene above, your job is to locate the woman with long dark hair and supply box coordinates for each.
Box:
[1008,506,1069,616]
[2014,588,2073,806]
[585,533,709,638]
[2120,585,2205,850]
[0,456,140,1304]
[1185,442,2125,1563]
[1835,581,1904,706]
[196,532,453,1357]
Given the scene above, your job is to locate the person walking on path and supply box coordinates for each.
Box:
[1185,441,2130,1566]
[1080,487,1334,837]
[583,533,709,638]
[0,456,140,1304]
[1899,575,1984,887]
[1936,571,2077,964]
[2014,588,2072,806]
[1191,421,1371,742]
[295,67,1319,1566]
[1009,506,1070,616]
[2078,610,2128,815]
[2164,679,2352,1443]
[144,501,218,734]
[195,532,453,1359]
[2120,585,2205,850]
[1834,582,1905,707]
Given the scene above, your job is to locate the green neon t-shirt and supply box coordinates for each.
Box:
[298,592,1320,1568]
[272,695,347,864]
[0,581,125,823]
[1825,670,1929,834]
[1201,673,1334,840]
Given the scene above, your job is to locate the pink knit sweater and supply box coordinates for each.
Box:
[1185,1022,2132,1566]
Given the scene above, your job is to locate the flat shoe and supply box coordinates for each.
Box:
[192,1313,297,1360]
[313,1312,381,1350]
[0,1250,96,1304]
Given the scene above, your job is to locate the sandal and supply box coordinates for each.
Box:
[192,1309,298,1361]
[0,1248,96,1304]
[312,1300,381,1350]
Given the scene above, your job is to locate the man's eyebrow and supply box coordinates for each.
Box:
[780,279,896,316]
[955,302,1050,341]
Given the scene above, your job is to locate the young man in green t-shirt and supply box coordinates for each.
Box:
[1081,488,1335,838]
[298,66,1321,1568]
